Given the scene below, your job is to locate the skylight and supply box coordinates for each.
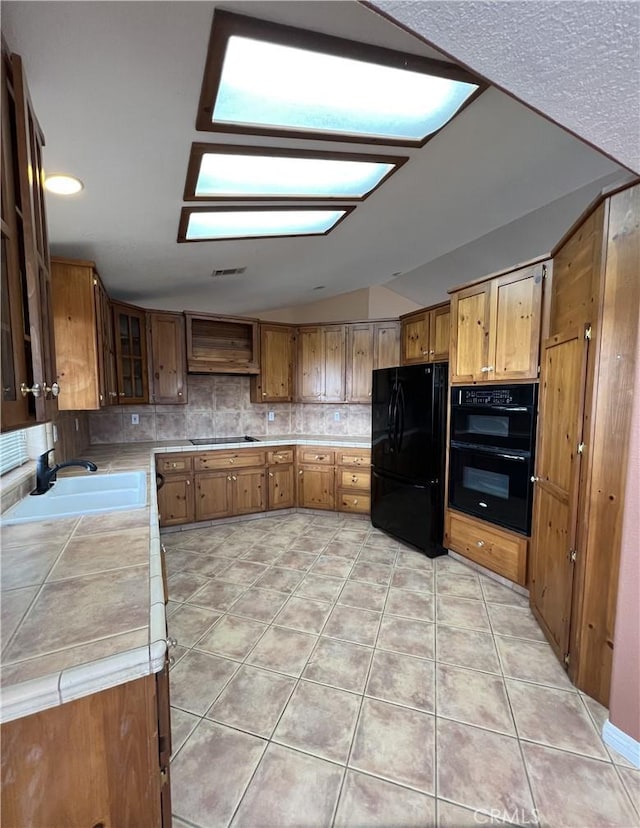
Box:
[185,145,405,200]
[179,207,352,242]
[197,12,483,145]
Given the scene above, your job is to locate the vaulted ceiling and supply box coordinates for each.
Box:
[1,1,635,316]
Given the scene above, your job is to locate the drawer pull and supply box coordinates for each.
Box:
[354,499,358,505]
[315,455,325,460]
[229,458,235,464]
[476,540,485,547]
[352,476,358,483]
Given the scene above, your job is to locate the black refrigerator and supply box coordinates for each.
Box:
[371,362,448,557]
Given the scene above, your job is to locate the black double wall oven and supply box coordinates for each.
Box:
[448,384,538,535]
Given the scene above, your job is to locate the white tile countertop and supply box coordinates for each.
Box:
[0,435,370,722]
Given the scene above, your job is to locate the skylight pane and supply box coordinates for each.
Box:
[184,208,348,241]
[212,36,479,142]
[195,152,396,198]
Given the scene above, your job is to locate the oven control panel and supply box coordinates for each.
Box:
[453,384,536,408]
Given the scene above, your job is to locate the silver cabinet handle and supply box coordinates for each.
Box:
[232,475,237,481]
[44,381,60,397]
[531,476,539,482]
[269,472,274,477]
[476,541,485,547]
[20,382,41,398]
[166,637,178,648]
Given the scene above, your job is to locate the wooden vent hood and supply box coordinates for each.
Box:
[185,312,259,374]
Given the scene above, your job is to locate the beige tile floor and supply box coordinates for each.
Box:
[163,512,639,828]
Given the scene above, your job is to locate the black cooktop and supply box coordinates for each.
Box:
[189,436,260,446]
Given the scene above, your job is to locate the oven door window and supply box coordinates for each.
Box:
[451,407,533,451]
[449,445,532,534]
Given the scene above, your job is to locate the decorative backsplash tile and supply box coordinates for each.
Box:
[88,376,372,444]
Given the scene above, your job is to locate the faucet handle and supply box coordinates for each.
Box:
[38,448,55,463]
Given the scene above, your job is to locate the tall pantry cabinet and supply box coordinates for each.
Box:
[530,183,639,706]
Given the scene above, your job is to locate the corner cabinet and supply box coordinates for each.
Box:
[345,321,400,402]
[113,302,149,404]
[400,303,450,366]
[250,323,295,403]
[148,312,187,404]
[449,261,546,384]
[1,47,58,429]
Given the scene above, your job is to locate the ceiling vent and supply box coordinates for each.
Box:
[210,266,246,278]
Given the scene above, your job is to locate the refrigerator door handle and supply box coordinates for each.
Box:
[396,382,406,452]
[388,383,398,449]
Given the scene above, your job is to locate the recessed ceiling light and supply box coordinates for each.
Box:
[44,174,84,195]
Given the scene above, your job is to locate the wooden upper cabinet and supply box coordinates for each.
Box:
[113,302,149,404]
[429,304,450,361]
[401,310,429,364]
[297,325,346,402]
[450,261,545,383]
[373,321,400,370]
[185,312,259,374]
[1,48,58,428]
[400,304,449,366]
[250,323,295,403]
[51,257,117,409]
[346,320,400,401]
[148,312,187,404]
[1,47,30,430]
[346,323,374,403]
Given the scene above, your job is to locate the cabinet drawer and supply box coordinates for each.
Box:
[338,491,370,514]
[195,450,266,470]
[444,510,527,586]
[337,450,371,468]
[297,448,335,465]
[157,454,192,473]
[340,469,371,490]
[267,448,294,465]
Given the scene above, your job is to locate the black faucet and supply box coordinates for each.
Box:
[31,448,98,495]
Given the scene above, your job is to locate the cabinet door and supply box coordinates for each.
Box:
[323,325,346,402]
[428,305,450,362]
[157,473,194,527]
[195,471,232,520]
[251,324,295,402]
[149,312,187,404]
[298,466,335,510]
[345,323,374,403]
[530,329,588,662]
[232,468,266,515]
[490,263,544,381]
[113,303,149,404]
[297,327,324,401]
[268,465,295,510]
[97,284,118,405]
[401,313,429,365]
[1,50,30,429]
[449,283,491,383]
[373,321,400,370]
[51,259,102,410]
[11,54,58,421]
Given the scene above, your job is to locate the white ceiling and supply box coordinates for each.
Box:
[1,1,633,316]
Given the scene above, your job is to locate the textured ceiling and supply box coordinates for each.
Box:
[367,0,640,174]
[0,1,633,315]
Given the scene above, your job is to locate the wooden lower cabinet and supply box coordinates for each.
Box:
[336,448,371,515]
[234,468,266,515]
[157,472,194,526]
[444,509,528,586]
[195,470,233,520]
[297,465,336,510]
[268,464,295,510]
[1,669,170,828]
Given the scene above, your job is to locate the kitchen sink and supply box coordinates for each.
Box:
[1,472,147,524]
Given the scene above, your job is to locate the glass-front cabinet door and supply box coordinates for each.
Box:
[112,302,149,404]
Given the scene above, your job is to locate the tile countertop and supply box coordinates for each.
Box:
[0,435,370,723]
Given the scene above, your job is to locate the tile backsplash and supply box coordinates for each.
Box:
[88,375,372,444]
